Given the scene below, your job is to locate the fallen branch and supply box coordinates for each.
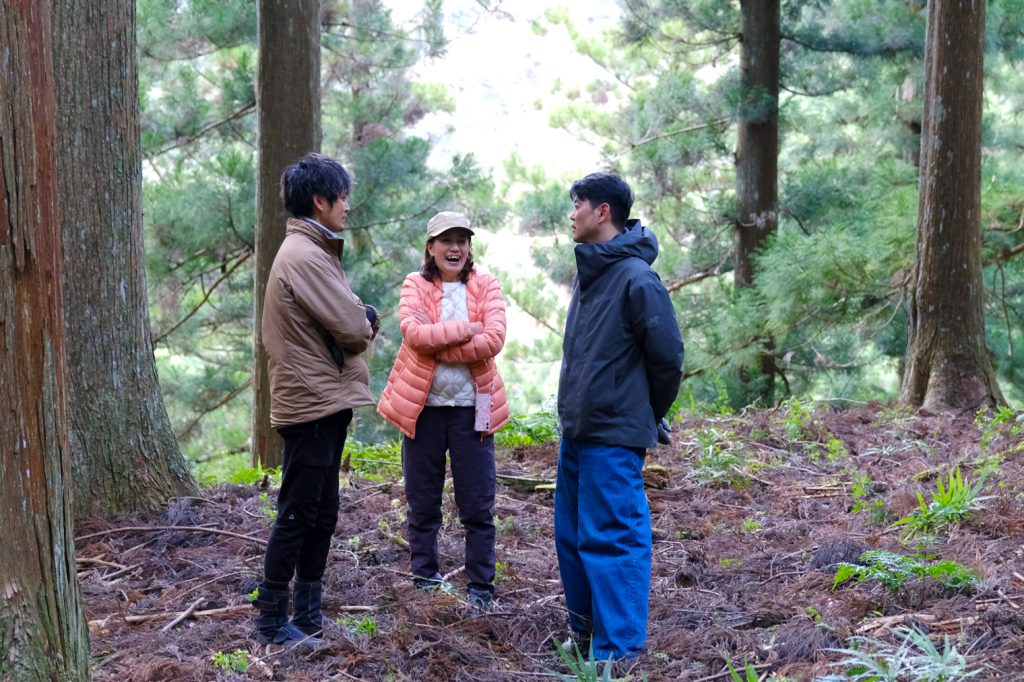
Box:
[161,597,204,632]
[76,525,267,546]
[76,557,129,571]
[857,613,935,634]
[997,589,1021,610]
[496,473,553,493]
[442,565,465,582]
[89,603,374,630]
[379,528,409,549]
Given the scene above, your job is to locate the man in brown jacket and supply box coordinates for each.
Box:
[253,152,380,648]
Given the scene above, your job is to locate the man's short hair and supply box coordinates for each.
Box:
[569,172,634,229]
[280,152,352,218]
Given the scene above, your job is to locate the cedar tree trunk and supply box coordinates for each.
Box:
[52,0,198,518]
[900,0,1004,409]
[252,0,322,468]
[0,1,90,677]
[734,0,780,404]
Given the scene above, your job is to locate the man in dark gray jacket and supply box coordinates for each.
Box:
[555,172,684,662]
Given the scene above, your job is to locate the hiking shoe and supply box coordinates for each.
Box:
[467,587,493,612]
[256,621,323,649]
[412,572,445,591]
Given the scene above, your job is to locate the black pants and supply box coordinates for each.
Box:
[262,409,352,590]
[403,406,496,592]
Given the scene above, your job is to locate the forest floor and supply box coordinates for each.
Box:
[79,403,1024,681]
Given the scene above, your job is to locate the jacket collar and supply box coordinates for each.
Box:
[286,217,344,259]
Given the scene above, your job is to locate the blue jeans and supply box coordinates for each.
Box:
[554,438,651,660]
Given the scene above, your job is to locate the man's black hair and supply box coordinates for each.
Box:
[279,152,352,218]
[569,172,634,229]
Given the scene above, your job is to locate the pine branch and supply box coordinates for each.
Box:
[152,247,252,345]
[175,377,252,443]
[144,101,255,160]
[665,268,724,293]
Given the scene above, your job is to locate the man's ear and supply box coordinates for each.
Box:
[312,194,329,213]
[597,202,610,223]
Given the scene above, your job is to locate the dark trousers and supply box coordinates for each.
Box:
[403,406,496,592]
[262,409,352,590]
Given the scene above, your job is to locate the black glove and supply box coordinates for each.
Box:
[656,418,673,445]
[364,304,380,338]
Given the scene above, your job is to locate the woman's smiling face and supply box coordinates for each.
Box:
[427,228,472,282]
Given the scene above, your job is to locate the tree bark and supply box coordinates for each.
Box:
[0,1,90,677]
[734,0,780,404]
[252,0,322,467]
[51,0,197,517]
[899,0,1004,409]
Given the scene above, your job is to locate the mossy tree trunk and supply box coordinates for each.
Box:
[52,0,198,517]
[734,0,780,405]
[0,1,90,677]
[899,0,1004,410]
[252,0,322,468]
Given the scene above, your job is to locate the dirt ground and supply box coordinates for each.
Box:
[79,404,1024,681]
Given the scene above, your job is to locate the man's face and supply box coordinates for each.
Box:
[312,193,350,232]
[570,198,604,244]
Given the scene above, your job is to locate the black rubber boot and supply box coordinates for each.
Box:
[253,586,322,648]
[291,580,324,637]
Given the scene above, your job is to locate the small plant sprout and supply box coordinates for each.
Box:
[339,614,379,637]
[740,517,762,534]
[229,464,282,487]
[892,467,992,541]
[495,411,560,448]
[817,626,981,682]
[211,649,250,674]
[724,653,760,682]
[832,550,980,594]
[689,428,755,488]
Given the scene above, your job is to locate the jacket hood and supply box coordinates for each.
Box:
[574,219,658,287]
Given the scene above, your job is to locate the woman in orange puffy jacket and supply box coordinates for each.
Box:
[377,210,508,610]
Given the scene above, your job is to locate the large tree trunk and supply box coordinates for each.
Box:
[252,0,322,468]
[734,0,780,405]
[899,0,1004,409]
[0,1,90,677]
[52,0,197,517]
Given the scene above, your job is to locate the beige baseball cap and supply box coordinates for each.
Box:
[426,211,475,240]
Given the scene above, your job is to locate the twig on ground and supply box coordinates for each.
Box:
[76,557,129,570]
[442,565,465,582]
[379,528,409,549]
[175,571,250,601]
[997,589,1021,610]
[76,525,267,546]
[856,613,937,634]
[161,597,204,632]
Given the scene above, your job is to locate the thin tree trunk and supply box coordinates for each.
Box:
[252,0,322,467]
[899,0,1004,409]
[734,0,780,404]
[52,0,197,517]
[0,1,90,677]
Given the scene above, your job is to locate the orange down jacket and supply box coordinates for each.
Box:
[377,270,509,439]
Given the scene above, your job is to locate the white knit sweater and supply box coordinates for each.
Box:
[426,282,475,406]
